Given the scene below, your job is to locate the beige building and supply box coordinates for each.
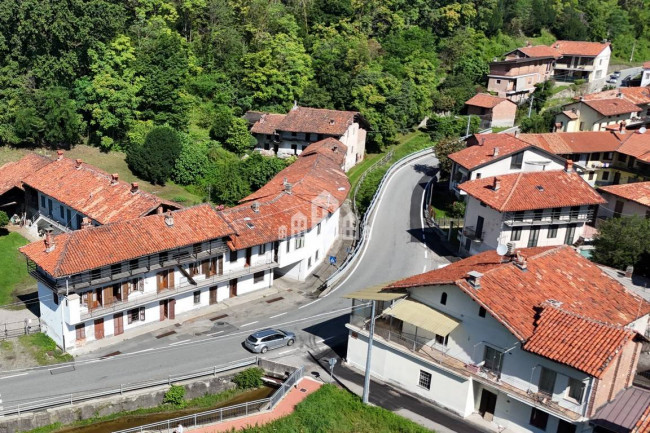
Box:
[464,93,517,128]
[597,181,650,219]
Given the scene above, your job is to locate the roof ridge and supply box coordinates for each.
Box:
[499,171,524,211]
[540,303,634,331]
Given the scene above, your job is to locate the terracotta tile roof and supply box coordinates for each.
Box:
[582,98,642,116]
[221,139,349,250]
[22,157,179,224]
[600,181,650,207]
[458,170,605,212]
[560,110,579,120]
[20,204,234,277]
[522,306,636,378]
[617,132,650,163]
[582,87,650,106]
[449,134,532,170]
[518,45,562,59]
[277,107,358,136]
[643,61,650,70]
[465,93,512,109]
[634,405,650,433]
[521,131,623,154]
[250,113,287,135]
[593,387,650,433]
[551,40,610,56]
[0,153,52,195]
[386,246,650,375]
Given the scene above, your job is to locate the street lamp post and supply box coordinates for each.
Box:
[362,300,376,404]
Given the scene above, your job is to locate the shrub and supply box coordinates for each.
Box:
[0,211,9,228]
[449,201,466,219]
[163,385,186,407]
[233,367,264,389]
[171,136,211,185]
[126,126,182,185]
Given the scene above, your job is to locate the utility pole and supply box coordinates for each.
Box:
[362,300,376,404]
[465,115,471,137]
[528,96,534,118]
[630,39,636,63]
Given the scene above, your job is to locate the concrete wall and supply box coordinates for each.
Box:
[598,191,650,218]
[491,101,517,128]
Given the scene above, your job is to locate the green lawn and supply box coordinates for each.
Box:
[0,232,33,306]
[242,384,432,433]
[19,333,74,365]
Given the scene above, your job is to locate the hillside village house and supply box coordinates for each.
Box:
[465,94,517,128]
[597,181,650,219]
[345,246,650,433]
[457,166,605,256]
[20,139,350,351]
[448,134,566,196]
[487,45,560,102]
[551,41,611,89]
[248,105,368,172]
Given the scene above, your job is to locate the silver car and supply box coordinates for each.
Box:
[244,328,295,353]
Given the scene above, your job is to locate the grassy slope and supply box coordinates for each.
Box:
[242,384,432,433]
[0,232,32,306]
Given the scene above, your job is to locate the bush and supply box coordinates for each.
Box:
[126,126,183,185]
[172,136,211,185]
[0,211,9,228]
[449,201,466,219]
[233,367,264,389]
[163,385,186,407]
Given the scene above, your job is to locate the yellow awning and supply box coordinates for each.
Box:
[343,284,406,301]
[383,299,460,336]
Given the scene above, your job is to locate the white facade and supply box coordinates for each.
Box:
[36,191,98,230]
[641,65,650,87]
[556,102,640,133]
[598,191,650,219]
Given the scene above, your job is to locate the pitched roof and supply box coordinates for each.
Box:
[617,132,650,163]
[20,204,234,278]
[458,170,605,212]
[386,246,650,376]
[250,113,287,135]
[465,93,512,109]
[449,134,533,170]
[592,387,650,433]
[560,110,579,120]
[22,157,179,224]
[582,87,650,106]
[551,40,610,56]
[522,306,636,378]
[521,131,623,154]
[0,153,52,196]
[582,98,642,116]
[277,107,358,136]
[599,181,650,208]
[518,45,562,59]
[634,405,650,433]
[643,61,650,70]
[221,139,349,250]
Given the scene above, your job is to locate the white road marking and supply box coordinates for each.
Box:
[169,339,192,346]
[298,299,320,309]
[207,331,224,337]
[0,373,28,380]
[240,321,259,328]
[269,312,287,319]
[128,348,155,355]
[277,349,297,355]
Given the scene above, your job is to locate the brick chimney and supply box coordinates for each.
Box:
[619,121,626,133]
[43,227,55,253]
[251,202,260,213]
[81,217,92,229]
[514,130,520,138]
[157,207,164,215]
[131,182,139,193]
[493,146,499,157]
[565,159,574,173]
[164,210,174,227]
[56,150,64,161]
[75,159,83,169]
[110,173,119,185]
[493,177,501,191]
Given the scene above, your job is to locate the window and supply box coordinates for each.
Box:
[476,173,482,179]
[286,239,290,253]
[579,121,585,131]
[40,195,45,208]
[529,408,549,430]
[551,207,562,220]
[514,211,525,222]
[591,152,600,161]
[308,257,312,268]
[533,209,543,221]
[189,261,200,276]
[75,324,85,340]
[588,171,595,180]
[510,152,524,169]
[483,346,503,373]
[129,259,139,271]
[53,292,59,305]
[557,420,577,433]
[259,243,266,254]
[564,224,576,245]
[602,171,610,181]
[127,278,143,294]
[480,201,486,207]
[604,152,614,160]
[440,292,447,305]
[158,251,168,266]
[193,290,201,304]
[317,223,322,235]
[254,271,265,283]
[193,243,202,255]
[435,334,449,346]
[496,79,501,84]
[91,268,102,280]
[128,307,145,324]
[511,227,522,241]
[230,250,238,263]
[315,250,319,261]
[566,378,585,403]
[547,225,558,238]
[295,235,305,249]
[479,306,487,317]
[418,370,432,390]
[538,367,557,395]
[111,263,121,275]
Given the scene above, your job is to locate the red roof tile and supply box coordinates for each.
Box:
[465,93,512,109]
[20,204,234,277]
[250,113,287,134]
[277,107,358,136]
[449,134,532,170]
[560,110,579,120]
[518,45,562,59]
[600,181,650,207]
[522,306,636,378]
[634,405,650,433]
[0,153,52,195]
[582,87,650,106]
[386,246,650,375]
[643,61,650,70]
[521,131,623,154]
[582,98,642,116]
[551,40,610,56]
[221,139,349,250]
[458,170,605,212]
[22,157,178,224]
[617,132,650,163]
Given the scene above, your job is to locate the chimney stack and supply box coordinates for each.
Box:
[493,177,501,191]
[164,210,174,227]
[466,271,483,289]
[157,207,164,215]
[493,146,499,157]
[515,251,528,270]
[619,121,625,133]
[284,182,293,194]
[251,202,260,213]
[56,150,64,161]
[75,159,82,169]
[625,265,634,279]
[110,173,119,185]
[131,182,139,193]
[617,92,623,99]
[43,227,55,253]
[81,217,92,229]
[514,130,520,138]
[480,138,485,146]
[565,159,574,173]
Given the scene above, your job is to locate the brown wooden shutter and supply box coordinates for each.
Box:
[160,302,165,321]
[157,272,164,292]
[128,310,133,324]
[122,282,129,301]
[168,269,175,288]
[202,259,209,276]
[217,256,223,275]
[169,299,176,320]
[103,286,113,306]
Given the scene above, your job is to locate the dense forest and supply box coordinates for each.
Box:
[0,0,648,202]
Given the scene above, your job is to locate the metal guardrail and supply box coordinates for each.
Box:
[113,366,305,433]
[2,357,259,417]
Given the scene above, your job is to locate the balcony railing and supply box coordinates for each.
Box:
[462,226,483,241]
[77,259,278,321]
[503,209,595,227]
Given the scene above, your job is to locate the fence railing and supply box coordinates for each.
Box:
[113,366,305,433]
[0,318,42,341]
[2,357,259,417]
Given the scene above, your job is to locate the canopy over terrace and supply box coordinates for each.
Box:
[382,298,460,337]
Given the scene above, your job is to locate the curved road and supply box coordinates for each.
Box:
[0,153,446,413]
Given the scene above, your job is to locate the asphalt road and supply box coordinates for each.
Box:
[0,153,447,414]
[607,66,642,87]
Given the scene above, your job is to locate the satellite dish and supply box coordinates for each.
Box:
[639,127,647,134]
[496,244,508,256]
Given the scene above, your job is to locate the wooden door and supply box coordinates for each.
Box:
[478,390,497,420]
[114,313,124,335]
[122,281,129,302]
[209,286,218,304]
[613,171,621,185]
[245,248,252,267]
[160,300,168,321]
[169,299,176,320]
[229,279,238,298]
[94,318,105,340]
[217,255,223,275]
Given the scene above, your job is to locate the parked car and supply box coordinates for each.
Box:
[611,71,621,78]
[606,77,618,84]
[244,328,295,353]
